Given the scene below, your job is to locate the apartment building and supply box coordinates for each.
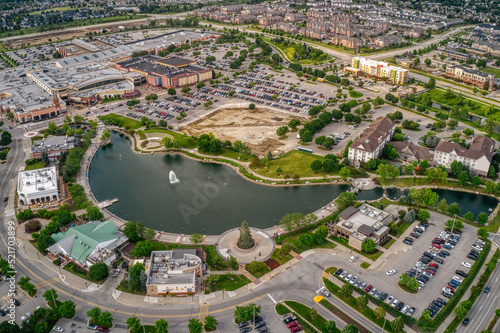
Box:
[471,41,500,56]
[331,35,365,49]
[345,57,409,84]
[434,135,495,177]
[445,65,495,90]
[441,49,471,61]
[348,117,395,163]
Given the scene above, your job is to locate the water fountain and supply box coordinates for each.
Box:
[169,170,180,184]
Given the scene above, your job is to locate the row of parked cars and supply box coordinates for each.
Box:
[335,268,415,316]
[165,96,201,108]
[237,316,269,333]
[186,92,214,102]
[282,315,302,333]
[149,100,189,113]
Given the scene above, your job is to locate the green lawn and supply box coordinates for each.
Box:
[25,161,46,171]
[30,6,73,15]
[429,88,500,121]
[349,90,363,98]
[394,222,413,238]
[376,177,486,195]
[199,147,253,162]
[480,67,500,79]
[98,113,142,130]
[360,262,371,269]
[250,150,339,178]
[284,301,333,333]
[100,96,122,104]
[276,303,290,315]
[144,129,197,148]
[283,233,337,254]
[328,235,383,261]
[206,273,250,292]
[382,237,396,249]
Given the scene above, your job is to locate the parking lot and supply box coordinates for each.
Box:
[333,208,481,319]
[7,44,57,66]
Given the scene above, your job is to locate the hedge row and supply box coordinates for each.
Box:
[418,242,491,331]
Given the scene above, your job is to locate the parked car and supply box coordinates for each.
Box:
[386,270,396,276]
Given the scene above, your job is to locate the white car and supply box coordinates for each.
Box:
[401,305,410,314]
[462,262,472,269]
[21,316,28,322]
[453,276,463,283]
[349,255,358,262]
[391,299,399,307]
[386,270,397,276]
[53,327,64,332]
[386,296,394,304]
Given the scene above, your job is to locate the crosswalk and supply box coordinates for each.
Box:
[198,302,209,321]
[35,276,60,289]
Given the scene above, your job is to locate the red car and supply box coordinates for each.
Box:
[3,197,8,202]
[97,328,109,333]
[287,321,298,328]
[290,326,303,333]
[430,263,439,268]
[432,243,441,249]
[365,285,373,293]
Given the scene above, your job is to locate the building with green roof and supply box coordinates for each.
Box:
[47,221,128,269]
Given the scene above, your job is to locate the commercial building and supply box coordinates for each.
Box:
[116,55,212,88]
[471,41,500,56]
[146,249,202,296]
[31,136,77,161]
[440,49,471,61]
[348,117,395,163]
[344,57,409,84]
[47,221,128,269]
[17,167,58,206]
[326,204,394,250]
[445,65,495,90]
[434,135,495,177]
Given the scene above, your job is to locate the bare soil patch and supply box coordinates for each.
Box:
[181,107,307,155]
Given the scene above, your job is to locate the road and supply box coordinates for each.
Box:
[459,240,500,333]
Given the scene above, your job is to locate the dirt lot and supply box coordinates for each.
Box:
[181,107,307,155]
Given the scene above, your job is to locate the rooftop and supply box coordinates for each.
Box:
[147,249,201,286]
[18,167,58,196]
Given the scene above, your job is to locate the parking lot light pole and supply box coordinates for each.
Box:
[381,317,387,333]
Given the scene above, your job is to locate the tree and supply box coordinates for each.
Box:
[383,144,399,159]
[98,311,113,327]
[181,86,191,94]
[190,233,203,245]
[325,321,337,333]
[472,176,481,188]
[362,239,376,253]
[357,295,368,308]
[339,284,353,298]
[299,233,313,247]
[437,199,448,212]
[377,164,399,181]
[131,240,154,257]
[428,77,436,89]
[389,222,398,234]
[448,203,461,216]
[167,88,176,96]
[339,167,351,180]
[248,103,256,110]
[238,221,254,249]
[335,192,356,211]
[341,324,358,333]
[477,212,488,225]
[188,318,203,333]
[413,57,420,67]
[404,210,416,223]
[0,150,8,161]
[86,206,104,221]
[276,126,289,137]
[458,170,469,186]
[234,304,262,322]
[48,122,58,134]
[391,317,404,333]
[204,316,218,332]
[126,317,142,333]
[477,227,489,240]
[418,209,430,222]
[464,211,474,222]
[86,307,102,323]
[445,219,464,232]
[58,300,76,319]
[89,263,109,280]
[374,307,386,319]
[424,58,431,66]
[310,308,318,319]
[454,300,471,319]
[314,225,329,244]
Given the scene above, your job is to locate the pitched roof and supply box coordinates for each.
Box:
[49,221,122,265]
[435,135,494,162]
[350,117,395,153]
[390,141,434,162]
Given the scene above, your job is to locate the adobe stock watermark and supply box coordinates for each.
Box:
[178,170,231,225]
[6,220,17,324]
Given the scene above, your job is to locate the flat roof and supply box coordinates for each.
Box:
[18,167,58,195]
[156,57,194,67]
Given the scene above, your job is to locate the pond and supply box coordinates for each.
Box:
[88,132,498,234]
